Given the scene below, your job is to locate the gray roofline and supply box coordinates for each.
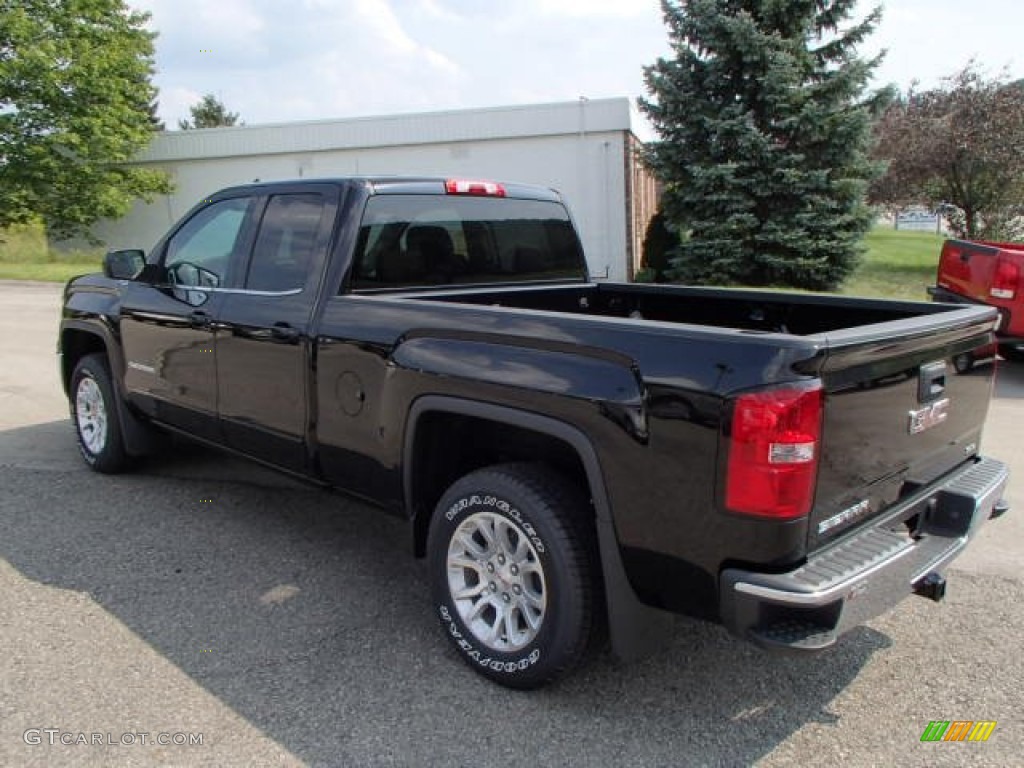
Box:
[139,97,639,164]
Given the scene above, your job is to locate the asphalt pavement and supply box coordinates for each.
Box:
[1,280,1021,767]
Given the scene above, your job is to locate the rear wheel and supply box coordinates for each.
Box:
[427,463,597,689]
[70,354,130,473]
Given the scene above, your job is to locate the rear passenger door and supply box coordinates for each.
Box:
[215,186,339,472]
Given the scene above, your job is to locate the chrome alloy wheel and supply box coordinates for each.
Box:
[75,376,108,455]
[446,511,547,652]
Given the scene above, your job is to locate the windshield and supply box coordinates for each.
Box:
[349,194,586,290]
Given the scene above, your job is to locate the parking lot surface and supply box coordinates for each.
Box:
[1,281,1021,767]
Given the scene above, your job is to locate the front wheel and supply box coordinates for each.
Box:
[70,354,130,473]
[427,463,598,689]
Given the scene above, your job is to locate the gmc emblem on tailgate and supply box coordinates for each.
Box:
[908,398,950,434]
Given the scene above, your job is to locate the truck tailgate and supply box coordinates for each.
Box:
[809,306,998,552]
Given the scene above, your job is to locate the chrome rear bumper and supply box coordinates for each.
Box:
[720,457,1009,651]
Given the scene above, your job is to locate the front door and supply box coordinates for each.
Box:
[120,195,257,440]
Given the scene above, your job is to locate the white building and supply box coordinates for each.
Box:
[92,97,658,282]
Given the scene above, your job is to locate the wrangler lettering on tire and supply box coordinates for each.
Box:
[427,462,597,689]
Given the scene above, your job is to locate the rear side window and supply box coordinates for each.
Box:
[349,195,586,290]
[246,193,325,292]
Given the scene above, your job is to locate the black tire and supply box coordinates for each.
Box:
[427,463,598,689]
[952,352,975,374]
[70,354,130,473]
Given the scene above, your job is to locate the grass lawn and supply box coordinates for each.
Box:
[841,228,945,301]
[0,222,103,283]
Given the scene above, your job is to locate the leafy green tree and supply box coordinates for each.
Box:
[870,64,1024,240]
[0,0,172,240]
[640,0,885,290]
[178,93,242,130]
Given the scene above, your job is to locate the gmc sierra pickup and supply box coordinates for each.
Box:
[60,177,1009,689]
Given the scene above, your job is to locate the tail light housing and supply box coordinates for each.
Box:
[725,383,823,519]
[990,255,1019,299]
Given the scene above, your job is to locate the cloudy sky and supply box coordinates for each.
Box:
[129,0,1024,130]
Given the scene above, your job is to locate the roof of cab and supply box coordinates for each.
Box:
[212,176,563,203]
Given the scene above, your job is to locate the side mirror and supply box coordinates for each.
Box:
[103,249,146,280]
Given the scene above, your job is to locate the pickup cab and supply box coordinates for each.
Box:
[60,178,1010,688]
[930,238,1024,369]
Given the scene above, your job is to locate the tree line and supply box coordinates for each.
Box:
[2,0,1022,287]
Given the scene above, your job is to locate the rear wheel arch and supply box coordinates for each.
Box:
[404,396,675,664]
[403,397,610,557]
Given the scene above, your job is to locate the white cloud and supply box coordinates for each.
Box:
[137,0,266,60]
[865,0,1020,91]
[350,0,459,74]
[533,0,656,18]
[127,0,1024,130]
[415,0,464,22]
[352,0,422,55]
[160,86,204,124]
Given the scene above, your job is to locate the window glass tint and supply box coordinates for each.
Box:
[246,193,325,292]
[350,195,585,290]
[165,197,250,288]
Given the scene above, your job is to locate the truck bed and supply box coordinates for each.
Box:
[377,280,998,558]
[400,281,966,335]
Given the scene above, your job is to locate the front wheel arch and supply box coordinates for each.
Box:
[63,333,160,461]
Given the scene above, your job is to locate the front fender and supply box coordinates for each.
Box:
[60,274,125,390]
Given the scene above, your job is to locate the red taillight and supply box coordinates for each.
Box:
[990,255,1019,299]
[445,179,506,197]
[725,384,823,519]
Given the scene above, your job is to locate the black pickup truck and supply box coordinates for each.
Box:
[60,177,1009,688]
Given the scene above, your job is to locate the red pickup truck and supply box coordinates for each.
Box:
[930,238,1024,370]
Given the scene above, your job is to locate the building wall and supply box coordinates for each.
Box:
[623,133,660,277]
[96,130,634,280]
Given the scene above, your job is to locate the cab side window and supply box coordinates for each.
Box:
[245,194,325,292]
[164,197,251,289]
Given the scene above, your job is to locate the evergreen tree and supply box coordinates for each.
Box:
[641,210,677,281]
[640,0,885,290]
[178,93,241,130]
[146,98,165,131]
